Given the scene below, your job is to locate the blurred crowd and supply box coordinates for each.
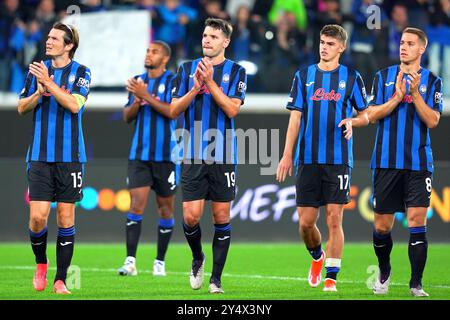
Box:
[1,0,449,95]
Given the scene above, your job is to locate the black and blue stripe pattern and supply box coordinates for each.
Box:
[126,70,176,162]
[171,58,247,164]
[21,60,90,163]
[286,64,368,168]
[370,65,443,173]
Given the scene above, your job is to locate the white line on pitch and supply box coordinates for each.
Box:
[1,265,449,289]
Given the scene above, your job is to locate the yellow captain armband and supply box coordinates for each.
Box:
[72,94,86,110]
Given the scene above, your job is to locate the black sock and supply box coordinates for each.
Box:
[373,230,393,280]
[408,226,428,288]
[183,222,203,261]
[211,223,231,283]
[29,226,48,264]
[55,226,75,283]
[156,217,174,261]
[126,212,143,258]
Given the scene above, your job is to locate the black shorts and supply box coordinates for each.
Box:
[181,163,236,202]
[27,161,84,203]
[296,164,350,207]
[372,169,432,214]
[127,160,178,197]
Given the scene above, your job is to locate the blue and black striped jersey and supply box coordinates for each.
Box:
[369,65,443,173]
[20,60,90,163]
[171,58,247,164]
[126,70,176,162]
[287,64,368,168]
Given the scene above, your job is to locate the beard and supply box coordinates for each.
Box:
[203,49,219,59]
[145,64,157,69]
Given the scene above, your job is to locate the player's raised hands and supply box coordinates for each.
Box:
[29,61,51,86]
[36,75,54,95]
[276,155,293,183]
[192,69,204,91]
[407,71,421,94]
[127,77,148,100]
[338,118,353,140]
[197,58,214,84]
[394,71,406,102]
[133,95,142,105]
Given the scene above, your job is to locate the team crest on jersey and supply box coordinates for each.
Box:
[339,80,346,90]
[69,74,76,84]
[419,84,427,94]
[222,73,230,83]
[158,83,165,94]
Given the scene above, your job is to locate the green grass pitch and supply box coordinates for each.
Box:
[0,243,449,300]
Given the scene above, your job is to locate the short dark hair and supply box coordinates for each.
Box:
[52,22,79,59]
[205,18,233,38]
[152,40,171,58]
[320,24,348,45]
[403,27,428,47]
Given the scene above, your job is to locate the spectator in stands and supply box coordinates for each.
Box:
[427,0,450,95]
[136,0,162,42]
[80,0,107,13]
[0,0,27,92]
[226,0,255,20]
[230,4,263,63]
[263,11,306,92]
[383,0,429,31]
[350,0,389,86]
[251,0,273,24]
[28,0,56,63]
[158,0,198,64]
[199,0,230,20]
[388,3,408,65]
[268,0,308,31]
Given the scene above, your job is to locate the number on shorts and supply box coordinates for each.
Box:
[425,177,432,193]
[168,171,176,188]
[224,172,235,188]
[71,172,82,188]
[338,174,349,190]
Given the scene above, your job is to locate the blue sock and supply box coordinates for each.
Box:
[307,244,322,260]
[325,258,341,281]
[325,267,340,280]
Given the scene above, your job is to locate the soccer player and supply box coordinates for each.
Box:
[276,24,369,292]
[170,18,247,294]
[17,22,90,294]
[368,27,442,297]
[117,41,177,277]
